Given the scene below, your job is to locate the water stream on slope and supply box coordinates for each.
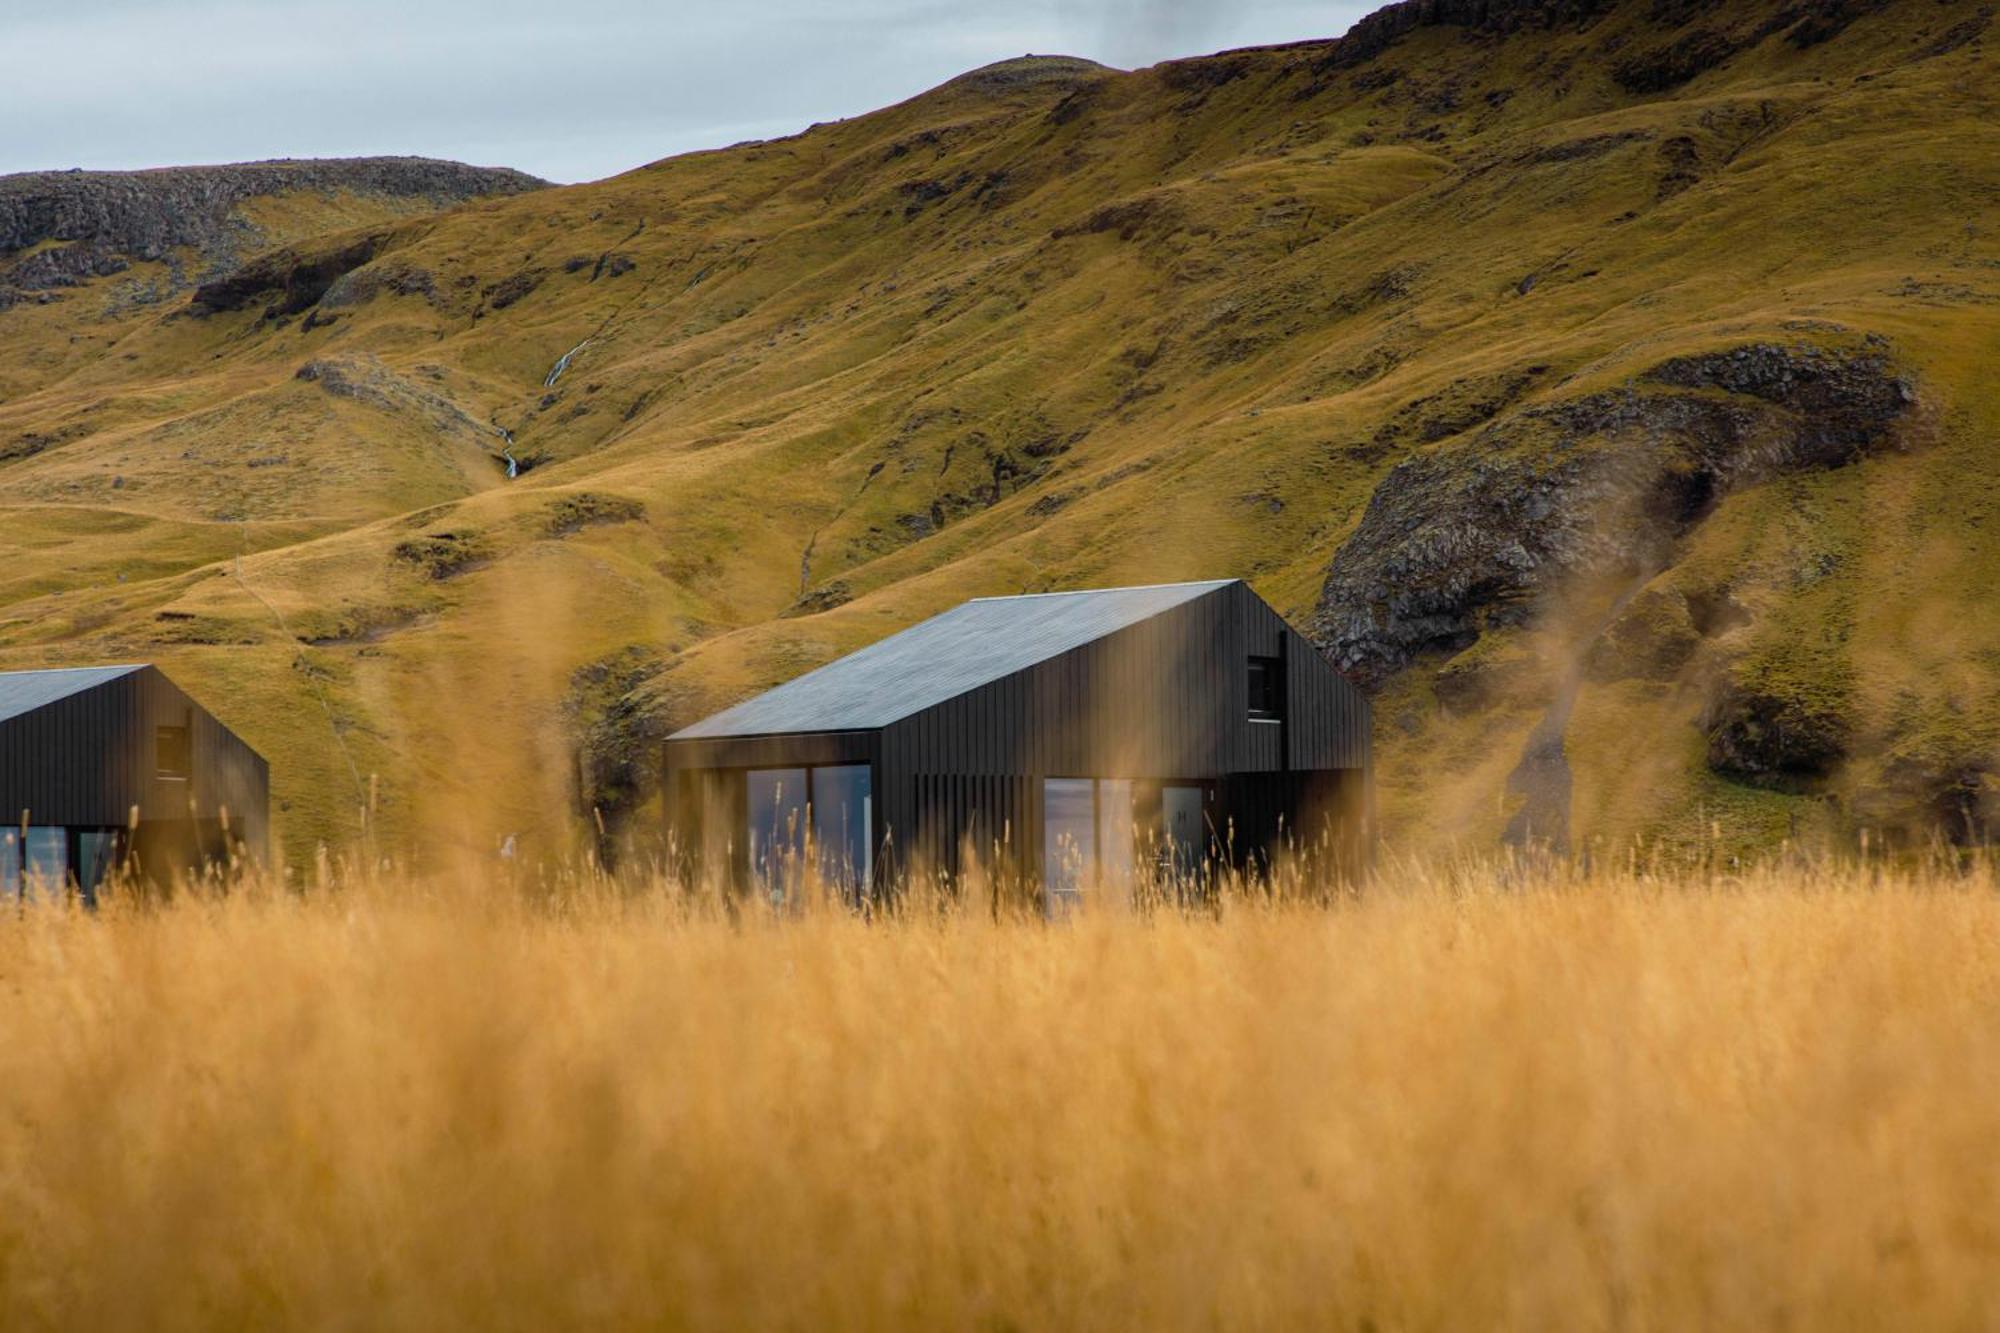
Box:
[544,339,591,389]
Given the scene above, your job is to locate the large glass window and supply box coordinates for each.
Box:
[811,765,872,900]
[747,768,806,900]
[23,827,67,895]
[1043,779,1096,912]
[1043,779,1139,913]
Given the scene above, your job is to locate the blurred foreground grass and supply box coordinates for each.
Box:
[3,856,1998,1330]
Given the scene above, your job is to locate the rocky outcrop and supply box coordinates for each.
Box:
[1702,678,1850,784]
[544,493,646,537]
[0,157,541,262]
[295,354,502,448]
[1583,586,1703,682]
[192,231,393,315]
[565,646,674,866]
[1318,0,1618,71]
[4,240,129,290]
[1310,341,1915,691]
[1646,342,1915,462]
[939,56,1112,98]
[1856,753,2000,848]
[390,529,491,580]
[0,157,543,308]
[319,259,438,310]
[1318,0,1894,79]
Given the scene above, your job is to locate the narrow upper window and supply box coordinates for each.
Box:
[1247,656,1284,721]
[156,725,191,780]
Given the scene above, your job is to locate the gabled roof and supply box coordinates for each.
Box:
[0,664,146,725]
[672,581,1236,740]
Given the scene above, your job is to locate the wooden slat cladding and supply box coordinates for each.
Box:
[0,666,271,865]
[880,583,1366,777]
[665,582,1372,891]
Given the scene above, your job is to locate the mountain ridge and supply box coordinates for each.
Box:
[0,0,1992,866]
[0,157,545,311]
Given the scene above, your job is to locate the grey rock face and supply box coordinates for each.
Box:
[0,158,543,261]
[1317,0,1887,78]
[294,354,501,447]
[1309,342,1915,692]
[1318,0,1619,72]
[192,232,391,315]
[1701,679,1849,784]
[4,240,129,289]
[0,157,545,304]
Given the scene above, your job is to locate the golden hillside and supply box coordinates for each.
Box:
[0,0,1994,868]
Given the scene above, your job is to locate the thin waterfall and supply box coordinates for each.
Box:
[544,339,590,388]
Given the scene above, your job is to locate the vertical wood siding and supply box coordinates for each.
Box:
[0,667,271,865]
[666,582,1372,887]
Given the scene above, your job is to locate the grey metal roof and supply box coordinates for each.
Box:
[672,581,1236,739]
[0,664,146,725]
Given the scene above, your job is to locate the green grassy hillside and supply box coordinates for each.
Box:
[0,2,1994,868]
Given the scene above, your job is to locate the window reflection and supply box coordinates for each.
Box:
[1042,779,1141,914]
[1164,786,1206,883]
[23,827,67,896]
[77,831,119,907]
[1042,778,1096,914]
[811,765,872,901]
[747,768,806,901]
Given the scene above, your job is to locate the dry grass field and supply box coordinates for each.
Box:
[5,856,1999,1330]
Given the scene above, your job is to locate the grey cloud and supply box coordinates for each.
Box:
[1,0,1374,183]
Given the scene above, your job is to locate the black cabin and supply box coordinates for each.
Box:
[664,580,1371,904]
[0,664,270,900]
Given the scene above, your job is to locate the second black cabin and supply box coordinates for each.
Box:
[0,664,270,900]
[665,580,1371,905]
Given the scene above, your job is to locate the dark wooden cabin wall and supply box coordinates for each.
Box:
[0,679,127,828]
[875,583,1371,881]
[881,583,1367,780]
[662,731,879,884]
[904,772,1032,884]
[0,667,270,861]
[664,582,1372,888]
[666,731,875,773]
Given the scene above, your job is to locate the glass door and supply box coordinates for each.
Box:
[810,765,872,902]
[77,831,120,908]
[1042,779,1096,915]
[1163,786,1205,885]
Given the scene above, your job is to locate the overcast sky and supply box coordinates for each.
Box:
[2,1,1377,184]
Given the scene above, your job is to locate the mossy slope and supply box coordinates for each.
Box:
[0,1,1994,863]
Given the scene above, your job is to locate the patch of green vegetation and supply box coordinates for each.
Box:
[542,493,646,538]
[390,531,492,581]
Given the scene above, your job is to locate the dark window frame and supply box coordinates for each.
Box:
[156,724,192,780]
[1247,655,1284,722]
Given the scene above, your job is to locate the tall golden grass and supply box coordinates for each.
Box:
[4,854,1999,1330]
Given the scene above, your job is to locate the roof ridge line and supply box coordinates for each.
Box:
[967,578,1237,603]
[0,662,150,677]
